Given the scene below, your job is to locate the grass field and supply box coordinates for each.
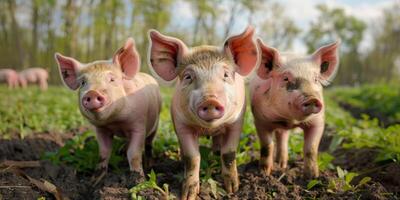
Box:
[0,84,399,199]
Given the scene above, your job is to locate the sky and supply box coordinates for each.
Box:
[171,0,397,53]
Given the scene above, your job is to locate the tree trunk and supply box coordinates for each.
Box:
[31,0,39,67]
[7,0,24,68]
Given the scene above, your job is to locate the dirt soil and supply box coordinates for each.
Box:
[0,132,398,200]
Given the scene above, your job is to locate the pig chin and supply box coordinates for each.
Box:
[80,103,115,123]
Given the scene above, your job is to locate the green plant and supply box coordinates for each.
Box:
[327,166,371,193]
[129,170,175,200]
[43,130,124,173]
[318,152,335,171]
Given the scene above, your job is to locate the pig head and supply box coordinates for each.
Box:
[148,26,259,199]
[250,38,340,178]
[55,38,161,185]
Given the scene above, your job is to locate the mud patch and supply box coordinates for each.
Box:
[0,133,398,199]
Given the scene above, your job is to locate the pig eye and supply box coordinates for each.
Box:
[81,79,87,87]
[110,77,115,82]
[224,72,229,78]
[283,76,289,82]
[184,74,192,80]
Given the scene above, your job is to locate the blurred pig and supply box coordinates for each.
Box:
[0,68,19,89]
[55,38,161,184]
[19,67,49,90]
[250,38,340,178]
[148,26,259,199]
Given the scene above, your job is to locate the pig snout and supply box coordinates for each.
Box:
[298,98,322,115]
[82,90,107,111]
[197,99,225,122]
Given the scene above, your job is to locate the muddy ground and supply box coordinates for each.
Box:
[0,130,398,200]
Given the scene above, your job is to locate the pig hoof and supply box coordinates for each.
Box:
[128,170,145,185]
[278,160,288,169]
[304,166,319,178]
[259,161,273,176]
[91,167,107,185]
[181,180,199,200]
[223,173,239,193]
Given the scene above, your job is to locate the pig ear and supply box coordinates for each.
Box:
[113,37,140,79]
[256,38,281,79]
[224,26,259,76]
[148,30,188,81]
[54,53,81,90]
[312,40,340,84]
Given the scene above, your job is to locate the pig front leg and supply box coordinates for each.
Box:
[39,78,48,91]
[220,124,241,193]
[275,129,289,169]
[126,127,146,177]
[176,126,200,200]
[92,128,113,185]
[256,122,274,175]
[302,121,324,178]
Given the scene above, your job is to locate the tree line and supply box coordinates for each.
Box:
[0,0,399,85]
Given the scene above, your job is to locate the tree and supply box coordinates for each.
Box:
[305,4,366,85]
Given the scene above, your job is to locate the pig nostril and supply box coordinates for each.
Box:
[203,107,208,111]
[97,97,102,101]
[86,97,91,102]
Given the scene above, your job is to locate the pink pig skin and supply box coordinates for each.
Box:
[55,38,161,184]
[148,26,259,200]
[250,38,340,178]
[18,68,48,90]
[0,69,19,89]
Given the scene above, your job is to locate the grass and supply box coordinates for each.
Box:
[0,83,399,197]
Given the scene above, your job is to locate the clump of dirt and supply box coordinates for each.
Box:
[0,132,398,200]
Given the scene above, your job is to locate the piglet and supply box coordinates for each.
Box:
[148,26,259,199]
[250,38,340,178]
[18,67,49,90]
[0,69,19,89]
[55,38,161,184]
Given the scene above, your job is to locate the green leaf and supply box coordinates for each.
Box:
[307,179,321,190]
[357,177,371,188]
[336,166,345,179]
[345,172,358,184]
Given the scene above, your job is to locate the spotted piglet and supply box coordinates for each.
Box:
[55,38,161,184]
[148,26,259,199]
[250,39,340,178]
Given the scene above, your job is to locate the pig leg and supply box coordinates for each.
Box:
[220,123,241,193]
[39,78,48,91]
[176,126,200,200]
[275,129,289,169]
[92,128,113,185]
[212,135,222,156]
[7,78,13,89]
[126,128,146,176]
[143,131,156,169]
[302,122,324,178]
[256,123,274,175]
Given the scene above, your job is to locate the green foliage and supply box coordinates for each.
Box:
[43,130,125,173]
[318,152,335,171]
[326,166,371,193]
[129,170,175,200]
[307,179,322,190]
[330,84,400,124]
[0,86,87,138]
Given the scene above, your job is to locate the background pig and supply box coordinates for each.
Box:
[148,26,259,199]
[0,68,19,89]
[18,67,49,90]
[55,38,161,184]
[250,39,340,178]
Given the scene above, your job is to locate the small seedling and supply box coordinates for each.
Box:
[327,166,371,193]
[129,170,175,200]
